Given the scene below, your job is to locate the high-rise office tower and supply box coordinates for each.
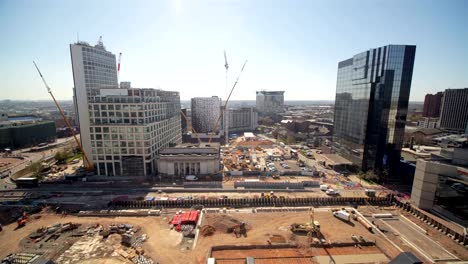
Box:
[438,88,468,132]
[256,91,284,115]
[422,92,443,117]
[333,45,416,172]
[70,39,181,176]
[191,96,222,134]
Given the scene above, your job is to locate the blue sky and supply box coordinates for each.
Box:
[0,0,466,101]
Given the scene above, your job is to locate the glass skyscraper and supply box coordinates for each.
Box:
[333,45,416,172]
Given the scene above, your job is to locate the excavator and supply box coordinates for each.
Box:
[17,212,28,228]
[290,208,321,238]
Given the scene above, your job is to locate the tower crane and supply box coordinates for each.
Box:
[33,61,94,171]
[208,60,248,143]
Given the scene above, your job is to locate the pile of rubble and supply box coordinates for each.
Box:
[28,222,81,243]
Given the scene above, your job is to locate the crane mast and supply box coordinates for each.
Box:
[33,61,94,171]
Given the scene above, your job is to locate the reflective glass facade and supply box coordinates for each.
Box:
[333,45,416,171]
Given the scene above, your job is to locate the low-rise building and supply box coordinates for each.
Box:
[157,143,221,178]
[417,117,438,129]
[406,128,444,145]
[0,114,56,149]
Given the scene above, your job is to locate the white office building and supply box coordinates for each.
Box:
[191,96,222,134]
[70,39,181,176]
[256,91,285,115]
[228,107,258,133]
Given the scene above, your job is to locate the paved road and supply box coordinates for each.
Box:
[381,216,457,261]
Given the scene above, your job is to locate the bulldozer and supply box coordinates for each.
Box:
[290,208,320,238]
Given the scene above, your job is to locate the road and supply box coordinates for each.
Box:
[0,136,76,190]
[380,216,458,262]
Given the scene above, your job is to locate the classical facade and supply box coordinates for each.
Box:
[157,143,221,178]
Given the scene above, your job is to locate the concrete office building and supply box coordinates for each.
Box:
[438,88,468,132]
[70,39,181,176]
[333,45,416,172]
[191,96,222,134]
[256,91,284,115]
[410,148,468,225]
[422,92,443,118]
[228,107,258,133]
[157,143,221,178]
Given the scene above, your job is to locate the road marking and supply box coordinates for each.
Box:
[398,216,458,259]
[381,220,434,263]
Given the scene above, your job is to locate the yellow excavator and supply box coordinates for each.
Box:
[290,208,321,237]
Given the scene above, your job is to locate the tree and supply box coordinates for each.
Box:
[28,161,44,178]
[54,151,70,164]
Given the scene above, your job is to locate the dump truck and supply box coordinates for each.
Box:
[333,210,351,222]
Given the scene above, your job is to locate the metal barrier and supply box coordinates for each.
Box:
[234,181,305,189]
[112,196,392,209]
[183,181,222,188]
[395,200,468,246]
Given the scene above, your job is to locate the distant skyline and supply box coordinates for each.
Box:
[0,0,467,101]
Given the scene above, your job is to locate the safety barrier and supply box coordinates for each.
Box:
[112,196,392,209]
[234,181,305,189]
[395,200,468,246]
[183,181,223,188]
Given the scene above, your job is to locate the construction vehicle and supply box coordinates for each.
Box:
[233,222,247,238]
[33,62,94,172]
[290,208,320,237]
[333,210,351,222]
[17,212,28,228]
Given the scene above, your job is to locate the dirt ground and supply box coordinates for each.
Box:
[196,210,400,262]
[0,157,23,170]
[0,214,187,264]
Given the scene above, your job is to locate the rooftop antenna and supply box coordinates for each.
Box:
[77,32,79,43]
[98,36,103,47]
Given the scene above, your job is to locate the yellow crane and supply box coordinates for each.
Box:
[33,61,94,171]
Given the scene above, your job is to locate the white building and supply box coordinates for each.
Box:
[191,96,222,133]
[70,39,182,176]
[256,91,284,115]
[418,117,438,129]
[228,107,258,133]
[157,143,220,178]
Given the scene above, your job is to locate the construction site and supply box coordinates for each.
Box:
[1,197,467,264]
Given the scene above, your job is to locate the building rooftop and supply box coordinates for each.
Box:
[411,128,443,136]
[159,143,220,155]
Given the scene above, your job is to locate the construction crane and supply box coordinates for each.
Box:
[208,60,248,143]
[117,52,122,84]
[180,109,202,144]
[33,61,94,171]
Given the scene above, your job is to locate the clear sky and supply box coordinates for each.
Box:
[0,0,466,101]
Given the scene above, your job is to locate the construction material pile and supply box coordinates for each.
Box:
[169,210,199,237]
[203,215,250,238]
